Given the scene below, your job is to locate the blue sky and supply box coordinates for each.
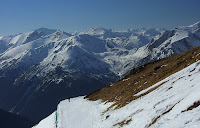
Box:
[0,0,200,35]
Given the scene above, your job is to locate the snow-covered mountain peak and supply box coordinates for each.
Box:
[66,34,107,54]
[189,21,200,29]
[83,27,111,35]
[172,21,200,42]
[48,30,72,41]
[144,21,200,60]
[34,28,57,35]
[177,21,200,33]
[143,28,163,36]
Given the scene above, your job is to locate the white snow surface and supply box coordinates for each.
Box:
[32,112,56,128]
[33,60,200,128]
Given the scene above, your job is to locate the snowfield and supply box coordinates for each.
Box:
[33,60,200,128]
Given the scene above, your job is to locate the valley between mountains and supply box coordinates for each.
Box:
[0,21,200,126]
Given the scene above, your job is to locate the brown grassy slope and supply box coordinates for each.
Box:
[85,46,200,109]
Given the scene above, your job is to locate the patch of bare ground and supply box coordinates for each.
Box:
[113,118,132,127]
[182,101,200,112]
[85,46,200,111]
[171,76,185,84]
[146,101,181,128]
[107,109,143,127]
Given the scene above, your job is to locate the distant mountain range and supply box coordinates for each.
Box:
[0,21,199,122]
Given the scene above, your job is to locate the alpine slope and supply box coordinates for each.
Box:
[0,22,200,122]
[33,45,200,128]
